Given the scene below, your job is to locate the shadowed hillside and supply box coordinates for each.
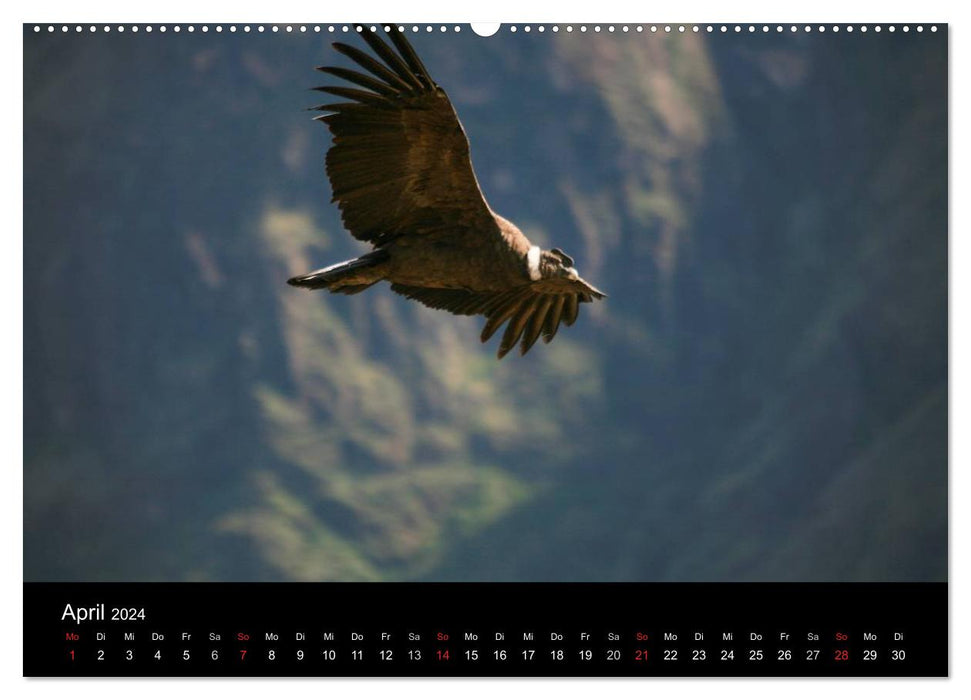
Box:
[24,27,946,582]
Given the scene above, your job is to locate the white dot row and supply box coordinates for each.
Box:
[31,25,467,34]
[32,24,940,35]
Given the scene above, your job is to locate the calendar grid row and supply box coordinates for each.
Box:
[60,628,915,670]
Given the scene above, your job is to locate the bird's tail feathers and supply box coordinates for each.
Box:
[287,249,389,294]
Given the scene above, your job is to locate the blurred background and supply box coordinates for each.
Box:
[23,25,947,582]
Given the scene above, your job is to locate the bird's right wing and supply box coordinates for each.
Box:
[313,27,498,247]
[391,276,605,359]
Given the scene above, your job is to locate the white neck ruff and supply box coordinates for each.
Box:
[527,245,542,281]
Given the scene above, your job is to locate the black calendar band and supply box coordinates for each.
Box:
[24,582,947,677]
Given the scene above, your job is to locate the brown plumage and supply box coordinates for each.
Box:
[287,26,605,358]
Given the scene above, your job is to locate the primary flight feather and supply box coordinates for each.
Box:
[288,26,605,358]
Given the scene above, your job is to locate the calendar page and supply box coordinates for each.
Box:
[22,19,947,677]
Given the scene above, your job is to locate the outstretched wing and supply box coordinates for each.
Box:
[391,277,606,359]
[313,27,495,246]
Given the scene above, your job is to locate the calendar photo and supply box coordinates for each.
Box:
[24,22,946,594]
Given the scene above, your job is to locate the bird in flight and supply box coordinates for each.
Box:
[288,27,605,358]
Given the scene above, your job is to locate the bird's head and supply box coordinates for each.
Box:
[540,247,579,280]
[525,245,606,298]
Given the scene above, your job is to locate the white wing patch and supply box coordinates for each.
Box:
[308,257,358,275]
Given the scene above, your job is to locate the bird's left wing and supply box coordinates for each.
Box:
[391,277,605,359]
[313,27,498,247]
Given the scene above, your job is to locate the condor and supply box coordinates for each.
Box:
[288,27,605,358]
